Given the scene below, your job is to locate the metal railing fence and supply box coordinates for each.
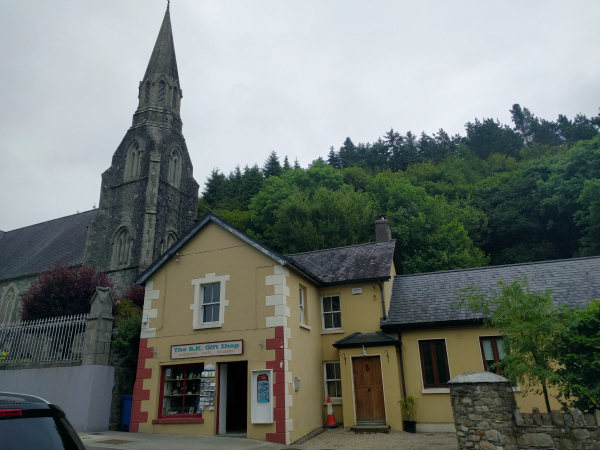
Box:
[0,314,88,365]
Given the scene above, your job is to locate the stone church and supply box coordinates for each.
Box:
[0,6,199,323]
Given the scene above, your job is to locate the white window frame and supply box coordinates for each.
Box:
[321,295,342,331]
[190,273,230,329]
[323,361,342,405]
[299,286,306,325]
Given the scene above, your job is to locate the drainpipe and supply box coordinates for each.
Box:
[397,335,407,398]
[378,281,387,321]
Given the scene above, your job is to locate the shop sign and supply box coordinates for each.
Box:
[171,340,243,359]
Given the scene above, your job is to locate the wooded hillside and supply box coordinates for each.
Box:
[199,104,600,274]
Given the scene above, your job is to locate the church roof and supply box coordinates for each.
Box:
[144,6,179,82]
[0,210,98,281]
[382,256,600,331]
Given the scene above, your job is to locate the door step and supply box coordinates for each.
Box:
[351,420,390,433]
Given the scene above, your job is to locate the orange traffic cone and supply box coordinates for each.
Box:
[323,394,339,428]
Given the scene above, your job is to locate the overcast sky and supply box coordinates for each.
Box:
[1,0,599,231]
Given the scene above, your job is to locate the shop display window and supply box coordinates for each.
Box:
[159,364,204,417]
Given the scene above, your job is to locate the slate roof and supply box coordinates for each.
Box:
[0,210,97,281]
[333,331,399,348]
[136,212,396,286]
[382,256,600,331]
[286,240,396,285]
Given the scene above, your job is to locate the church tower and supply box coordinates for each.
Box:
[84,6,199,289]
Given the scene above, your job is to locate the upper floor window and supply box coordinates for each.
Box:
[144,82,151,103]
[158,81,166,104]
[299,286,306,325]
[112,227,132,268]
[202,284,220,324]
[190,273,230,330]
[168,148,182,187]
[480,336,505,375]
[418,339,450,388]
[321,295,341,330]
[0,287,18,325]
[172,87,178,108]
[161,232,177,254]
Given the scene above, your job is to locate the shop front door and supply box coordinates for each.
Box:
[352,356,385,422]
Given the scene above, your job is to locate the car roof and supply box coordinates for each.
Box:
[0,392,51,410]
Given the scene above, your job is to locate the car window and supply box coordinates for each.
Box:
[0,416,85,450]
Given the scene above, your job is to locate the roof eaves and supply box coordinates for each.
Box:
[381,318,484,332]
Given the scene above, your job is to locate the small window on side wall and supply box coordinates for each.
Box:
[324,362,342,401]
[419,339,450,388]
[158,81,166,104]
[480,336,505,375]
[321,295,341,330]
[299,286,306,325]
[144,82,151,103]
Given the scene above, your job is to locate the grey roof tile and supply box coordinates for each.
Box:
[383,257,600,330]
[286,240,396,284]
[0,210,97,280]
[333,331,399,348]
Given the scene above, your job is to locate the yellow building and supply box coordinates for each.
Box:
[130,212,401,444]
[381,256,600,432]
[130,209,600,443]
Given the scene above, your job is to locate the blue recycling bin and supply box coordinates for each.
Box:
[121,395,133,431]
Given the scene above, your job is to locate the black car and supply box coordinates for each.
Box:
[0,392,86,450]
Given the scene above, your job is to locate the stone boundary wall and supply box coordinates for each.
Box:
[449,371,600,450]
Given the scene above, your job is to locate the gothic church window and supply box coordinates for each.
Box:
[145,82,151,103]
[158,81,166,104]
[0,286,19,325]
[161,232,177,254]
[168,148,182,187]
[112,227,132,268]
[125,141,142,180]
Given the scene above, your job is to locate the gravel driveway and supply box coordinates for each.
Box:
[301,428,458,450]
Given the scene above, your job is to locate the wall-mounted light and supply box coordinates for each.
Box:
[142,313,148,324]
[362,345,367,356]
[294,377,301,391]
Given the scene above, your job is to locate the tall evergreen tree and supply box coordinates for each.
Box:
[339,137,357,168]
[282,156,292,172]
[293,158,301,169]
[263,151,283,178]
[327,146,341,169]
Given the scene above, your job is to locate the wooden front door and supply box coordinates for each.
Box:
[352,356,385,421]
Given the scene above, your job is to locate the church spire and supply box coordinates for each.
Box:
[144,6,179,83]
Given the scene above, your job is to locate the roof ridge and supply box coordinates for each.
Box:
[395,255,600,279]
[3,209,97,233]
[286,239,396,257]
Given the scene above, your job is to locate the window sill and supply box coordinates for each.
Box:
[321,329,344,335]
[299,324,311,330]
[422,388,450,394]
[193,323,222,330]
[152,417,204,424]
[323,398,342,406]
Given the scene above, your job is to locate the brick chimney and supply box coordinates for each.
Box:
[375,215,392,244]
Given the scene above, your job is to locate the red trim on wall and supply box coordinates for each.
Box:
[130,337,154,433]
[266,432,287,444]
[265,326,286,445]
[266,338,283,350]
